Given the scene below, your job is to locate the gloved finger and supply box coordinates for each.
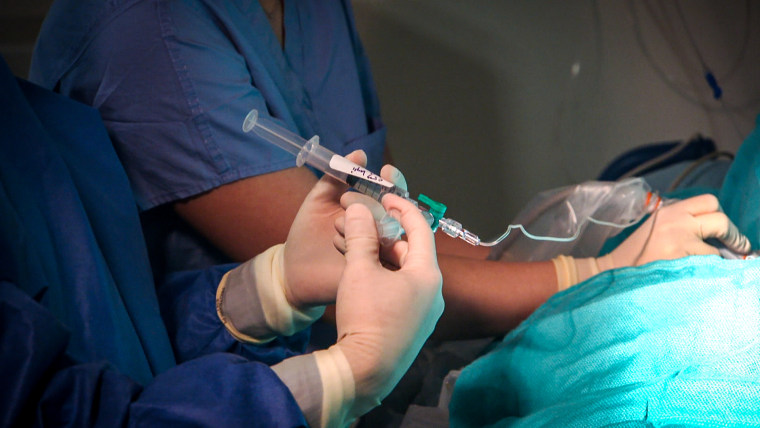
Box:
[382,194,437,269]
[696,212,752,254]
[343,203,382,265]
[340,191,387,221]
[380,164,408,191]
[332,214,357,254]
[690,241,721,257]
[673,193,721,215]
[345,150,368,167]
[333,232,347,255]
[333,211,409,263]
[335,215,346,237]
[310,150,368,201]
[379,239,409,269]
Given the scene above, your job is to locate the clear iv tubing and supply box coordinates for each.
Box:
[473,192,663,247]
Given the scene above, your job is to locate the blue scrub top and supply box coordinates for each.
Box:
[31,0,387,211]
[31,0,387,273]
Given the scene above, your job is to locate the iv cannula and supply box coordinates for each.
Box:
[242,109,481,244]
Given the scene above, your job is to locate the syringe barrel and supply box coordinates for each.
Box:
[299,135,409,200]
[244,109,407,201]
[243,110,304,157]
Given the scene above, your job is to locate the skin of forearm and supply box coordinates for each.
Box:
[173,167,317,261]
[433,256,558,340]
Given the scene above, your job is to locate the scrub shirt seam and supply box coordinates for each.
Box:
[289,3,327,146]
[341,0,384,132]
[157,1,233,178]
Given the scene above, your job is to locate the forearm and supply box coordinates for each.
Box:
[433,256,558,340]
[173,167,317,262]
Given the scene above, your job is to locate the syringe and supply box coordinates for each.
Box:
[243,109,471,242]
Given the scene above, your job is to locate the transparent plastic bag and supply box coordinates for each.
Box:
[489,177,658,262]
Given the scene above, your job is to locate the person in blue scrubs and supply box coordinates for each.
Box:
[2,55,443,427]
[31,0,388,277]
[29,0,753,343]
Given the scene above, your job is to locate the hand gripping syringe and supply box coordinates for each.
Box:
[242,109,480,244]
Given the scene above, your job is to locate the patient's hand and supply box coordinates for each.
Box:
[599,193,751,269]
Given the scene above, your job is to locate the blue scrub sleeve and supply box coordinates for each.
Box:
[31,0,386,211]
[0,280,308,427]
[44,0,296,210]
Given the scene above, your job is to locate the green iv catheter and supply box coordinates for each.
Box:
[242,109,480,244]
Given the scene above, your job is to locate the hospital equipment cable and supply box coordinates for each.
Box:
[627,0,758,166]
[673,0,751,143]
[628,0,757,112]
[666,150,735,192]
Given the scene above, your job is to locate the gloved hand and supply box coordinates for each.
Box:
[554,193,751,290]
[336,164,409,255]
[285,156,415,309]
[601,193,750,268]
[216,150,376,342]
[327,194,444,420]
[282,150,371,309]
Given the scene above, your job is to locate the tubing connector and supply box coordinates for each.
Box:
[439,217,481,246]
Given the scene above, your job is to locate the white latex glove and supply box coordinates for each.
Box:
[329,195,444,419]
[282,150,371,309]
[554,194,751,290]
[337,164,409,253]
[216,150,370,342]
[337,164,408,219]
[601,193,750,269]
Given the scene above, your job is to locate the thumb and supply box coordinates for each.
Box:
[382,194,437,269]
[343,203,381,265]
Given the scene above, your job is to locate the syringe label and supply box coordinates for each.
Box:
[329,155,393,188]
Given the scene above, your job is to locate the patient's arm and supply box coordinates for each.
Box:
[434,257,558,339]
[174,162,749,342]
[174,167,317,261]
